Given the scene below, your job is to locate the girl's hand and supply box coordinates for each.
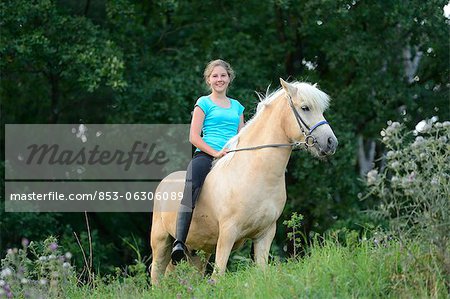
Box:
[214,148,229,159]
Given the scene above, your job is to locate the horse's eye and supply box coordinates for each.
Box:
[301,106,310,112]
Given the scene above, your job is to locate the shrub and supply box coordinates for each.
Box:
[0,236,75,298]
[366,119,450,291]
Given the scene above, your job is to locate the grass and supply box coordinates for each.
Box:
[61,238,448,299]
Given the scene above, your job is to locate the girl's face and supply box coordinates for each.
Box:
[207,66,230,94]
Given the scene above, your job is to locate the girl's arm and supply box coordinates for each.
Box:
[189,106,224,158]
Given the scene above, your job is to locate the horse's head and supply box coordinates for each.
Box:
[280,78,338,157]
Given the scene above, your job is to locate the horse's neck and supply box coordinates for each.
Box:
[237,96,292,178]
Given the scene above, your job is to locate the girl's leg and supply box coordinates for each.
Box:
[171,152,213,264]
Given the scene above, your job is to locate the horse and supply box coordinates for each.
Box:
[150,78,338,285]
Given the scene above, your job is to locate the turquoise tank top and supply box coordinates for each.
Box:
[194,96,245,152]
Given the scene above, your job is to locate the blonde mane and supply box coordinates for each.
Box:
[212,81,330,169]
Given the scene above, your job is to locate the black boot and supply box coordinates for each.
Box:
[171,204,193,264]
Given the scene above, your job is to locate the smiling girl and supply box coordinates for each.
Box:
[171,59,245,264]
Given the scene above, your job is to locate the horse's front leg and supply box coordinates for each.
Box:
[212,224,237,276]
[253,223,276,267]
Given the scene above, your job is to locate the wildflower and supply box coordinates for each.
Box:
[367,169,378,185]
[0,268,12,278]
[390,161,400,169]
[179,278,188,285]
[48,243,58,251]
[386,151,395,159]
[0,280,5,287]
[207,278,216,286]
[65,252,72,260]
[439,136,448,143]
[39,279,47,285]
[391,176,399,184]
[63,262,70,269]
[21,278,28,284]
[431,177,439,185]
[412,136,425,148]
[419,153,427,159]
[21,238,29,248]
[6,249,13,255]
[435,122,443,128]
[443,121,450,127]
[39,256,47,262]
[48,254,56,260]
[415,120,431,133]
[408,172,416,182]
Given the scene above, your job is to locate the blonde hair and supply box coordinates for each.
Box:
[203,59,235,87]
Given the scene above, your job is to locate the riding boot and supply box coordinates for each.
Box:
[171,204,193,264]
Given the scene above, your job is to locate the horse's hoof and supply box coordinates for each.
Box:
[171,243,186,264]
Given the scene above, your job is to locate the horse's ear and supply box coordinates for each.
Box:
[280,78,297,97]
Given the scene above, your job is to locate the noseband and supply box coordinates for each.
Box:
[227,93,329,153]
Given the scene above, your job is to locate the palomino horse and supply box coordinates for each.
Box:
[150,79,337,284]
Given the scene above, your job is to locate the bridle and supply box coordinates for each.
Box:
[227,94,329,153]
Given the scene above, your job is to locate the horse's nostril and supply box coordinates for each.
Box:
[327,137,337,151]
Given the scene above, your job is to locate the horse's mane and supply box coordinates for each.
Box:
[211,81,330,169]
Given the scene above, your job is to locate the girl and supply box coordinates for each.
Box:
[171,59,245,264]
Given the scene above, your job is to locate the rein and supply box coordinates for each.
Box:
[226,94,329,153]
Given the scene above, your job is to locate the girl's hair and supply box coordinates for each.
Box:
[203,59,235,86]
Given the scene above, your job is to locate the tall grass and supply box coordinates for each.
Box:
[57,237,446,299]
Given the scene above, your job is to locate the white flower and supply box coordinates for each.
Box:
[412,136,425,148]
[21,278,28,284]
[431,176,439,185]
[390,161,400,169]
[65,252,72,260]
[391,176,399,184]
[431,116,439,123]
[0,280,5,286]
[63,262,70,268]
[415,120,431,133]
[439,136,448,143]
[39,256,47,262]
[39,279,47,285]
[6,249,13,255]
[419,153,427,159]
[48,254,56,260]
[0,268,12,278]
[442,121,450,128]
[386,151,395,159]
[367,169,378,185]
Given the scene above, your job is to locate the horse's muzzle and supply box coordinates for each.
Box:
[322,136,338,156]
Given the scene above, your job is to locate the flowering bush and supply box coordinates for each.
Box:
[0,236,75,298]
[366,118,450,284]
